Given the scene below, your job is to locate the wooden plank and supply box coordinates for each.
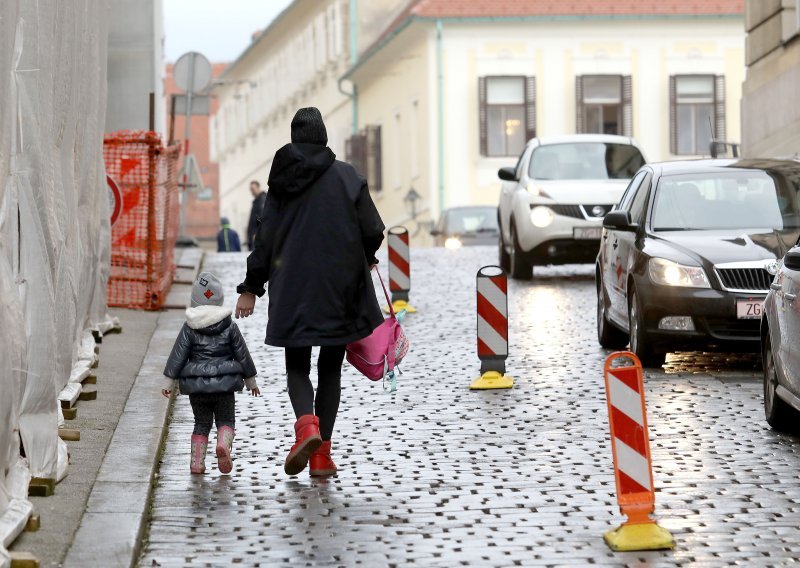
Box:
[83,375,97,385]
[58,429,80,442]
[62,407,77,420]
[25,514,40,532]
[10,552,39,568]
[78,389,97,401]
[28,478,55,497]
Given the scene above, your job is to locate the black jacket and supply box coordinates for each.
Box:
[248,191,267,249]
[164,306,257,395]
[240,143,385,347]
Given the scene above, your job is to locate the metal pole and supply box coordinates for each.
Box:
[178,53,195,242]
[436,19,445,216]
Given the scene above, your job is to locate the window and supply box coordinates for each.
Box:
[479,76,536,157]
[670,75,725,156]
[346,124,383,192]
[628,173,651,225]
[618,171,647,211]
[576,75,632,136]
[528,142,645,181]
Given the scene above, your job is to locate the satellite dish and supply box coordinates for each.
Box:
[174,51,212,94]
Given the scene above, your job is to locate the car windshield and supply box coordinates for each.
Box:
[445,208,498,233]
[528,142,645,180]
[652,171,800,231]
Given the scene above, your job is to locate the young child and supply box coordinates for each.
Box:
[162,272,260,474]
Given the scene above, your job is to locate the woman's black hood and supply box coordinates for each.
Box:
[268,143,336,197]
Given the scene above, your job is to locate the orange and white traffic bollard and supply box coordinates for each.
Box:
[470,266,513,389]
[387,226,416,313]
[603,351,674,551]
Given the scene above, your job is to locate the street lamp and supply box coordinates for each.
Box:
[403,188,421,220]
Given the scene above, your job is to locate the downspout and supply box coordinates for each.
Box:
[349,0,358,134]
[436,19,444,215]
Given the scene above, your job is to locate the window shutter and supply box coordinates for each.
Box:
[575,76,584,134]
[479,77,487,156]
[346,134,367,178]
[714,75,726,142]
[525,76,536,141]
[622,75,632,137]
[366,125,382,192]
[669,75,677,155]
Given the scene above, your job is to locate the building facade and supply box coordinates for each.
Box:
[741,0,800,157]
[344,1,745,243]
[166,62,227,240]
[213,0,352,243]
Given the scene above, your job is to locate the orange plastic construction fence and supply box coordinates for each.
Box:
[104,131,181,310]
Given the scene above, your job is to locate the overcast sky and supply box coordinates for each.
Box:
[163,0,294,63]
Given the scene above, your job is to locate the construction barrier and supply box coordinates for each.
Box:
[603,352,674,551]
[104,131,182,310]
[470,266,513,389]
[387,225,416,313]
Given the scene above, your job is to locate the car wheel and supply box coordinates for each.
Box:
[509,222,532,280]
[597,275,628,349]
[498,218,511,273]
[628,288,665,368]
[763,331,798,433]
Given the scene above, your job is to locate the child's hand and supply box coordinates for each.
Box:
[161,388,172,398]
[249,387,261,397]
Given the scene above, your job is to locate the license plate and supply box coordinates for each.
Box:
[736,299,763,319]
[573,227,602,240]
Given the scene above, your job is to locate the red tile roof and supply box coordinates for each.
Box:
[410,0,744,17]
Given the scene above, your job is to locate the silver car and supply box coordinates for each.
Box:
[431,206,498,249]
[497,134,646,280]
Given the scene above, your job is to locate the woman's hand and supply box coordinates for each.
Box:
[249,387,261,397]
[236,292,256,318]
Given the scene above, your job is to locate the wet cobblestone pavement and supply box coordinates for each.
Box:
[140,247,800,567]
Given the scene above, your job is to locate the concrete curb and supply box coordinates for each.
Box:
[63,250,202,567]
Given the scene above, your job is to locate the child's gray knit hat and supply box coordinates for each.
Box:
[191,272,224,307]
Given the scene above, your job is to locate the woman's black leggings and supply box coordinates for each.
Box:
[285,345,346,441]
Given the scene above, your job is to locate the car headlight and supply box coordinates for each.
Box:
[444,237,462,250]
[530,206,554,228]
[648,258,710,288]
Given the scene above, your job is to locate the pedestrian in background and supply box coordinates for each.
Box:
[247,180,267,250]
[217,216,241,252]
[162,272,261,475]
[235,107,385,477]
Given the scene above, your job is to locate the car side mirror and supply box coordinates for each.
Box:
[498,167,518,182]
[603,210,637,232]
[783,249,800,271]
[430,229,441,236]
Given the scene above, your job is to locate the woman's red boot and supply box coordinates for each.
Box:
[284,415,322,475]
[309,441,337,477]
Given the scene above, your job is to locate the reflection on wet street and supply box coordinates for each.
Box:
[141,248,800,567]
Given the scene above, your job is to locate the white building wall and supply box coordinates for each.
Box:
[215,0,352,241]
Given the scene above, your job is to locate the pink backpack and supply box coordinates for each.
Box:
[346,267,409,381]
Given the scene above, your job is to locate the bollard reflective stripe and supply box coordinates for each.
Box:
[477,268,508,359]
[388,226,411,296]
[603,351,674,552]
[471,266,513,389]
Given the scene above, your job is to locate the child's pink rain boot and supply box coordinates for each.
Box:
[190,435,208,474]
[216,426,235,474]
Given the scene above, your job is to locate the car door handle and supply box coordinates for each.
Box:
[770,282,782,291]
[786,293,797,302]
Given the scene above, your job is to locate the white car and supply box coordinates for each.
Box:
[497,134,646,279]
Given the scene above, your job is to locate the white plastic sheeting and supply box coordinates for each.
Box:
[0,1,111,563]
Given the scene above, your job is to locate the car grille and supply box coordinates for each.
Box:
[549,204,583,219]
[715,268,773,292]
[702,317,760,340]
[546,204,614,220]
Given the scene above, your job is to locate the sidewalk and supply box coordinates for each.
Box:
[9,249,201,568]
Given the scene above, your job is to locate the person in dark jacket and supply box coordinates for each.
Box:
[162,271,260,475]
[247,180,267,250]
[235,107,385,477]
[217,217,242,252]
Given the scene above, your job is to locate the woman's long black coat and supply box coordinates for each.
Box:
[239,143,385,347]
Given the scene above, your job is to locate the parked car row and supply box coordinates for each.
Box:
[489,138,800,433]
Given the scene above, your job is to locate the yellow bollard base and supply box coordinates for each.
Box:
[469,371,514,390]
[603,522,675,552]
[384,300,417,314]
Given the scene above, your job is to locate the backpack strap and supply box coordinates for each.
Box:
[373,266,395,317]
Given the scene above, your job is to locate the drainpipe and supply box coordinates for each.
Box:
[349,0,358,134]
[436,19,444,215]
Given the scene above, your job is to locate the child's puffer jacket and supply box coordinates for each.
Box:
[164,306,257,395]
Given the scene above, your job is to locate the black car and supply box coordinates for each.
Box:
[596,159,800,366]
[430,205,498,249]
[761,245,800,432]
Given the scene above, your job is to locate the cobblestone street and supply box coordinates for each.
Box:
[141,247,800,567]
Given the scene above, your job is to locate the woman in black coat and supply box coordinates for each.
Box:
[235,107,385,477]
